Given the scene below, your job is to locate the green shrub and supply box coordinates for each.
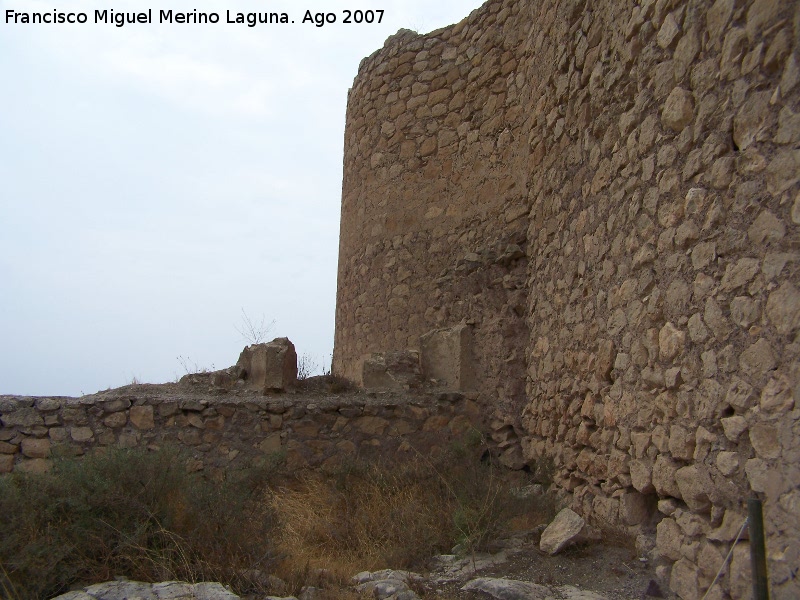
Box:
[0,447,278,599]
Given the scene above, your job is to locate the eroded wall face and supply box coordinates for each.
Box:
[334,6,532,411]
[336,0,800,598]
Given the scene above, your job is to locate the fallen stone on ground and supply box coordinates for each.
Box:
[539,508,596,555]
[51,581,239,600]
[354,569,423,599]
[461,578,608,600]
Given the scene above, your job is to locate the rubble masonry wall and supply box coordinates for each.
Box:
[333,0,800,598]
[0,391,481,480]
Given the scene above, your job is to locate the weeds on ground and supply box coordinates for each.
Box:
[0,436,553,599]
[0,448,280,600]
[270,434,552,591]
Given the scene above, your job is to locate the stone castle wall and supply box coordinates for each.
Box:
[334,0,800,598]
[0,389,481,479]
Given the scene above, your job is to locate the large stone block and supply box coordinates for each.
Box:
[361,350,421,390]
[419,323,475,391]
[236,338,297,392]
[539,508,587,555]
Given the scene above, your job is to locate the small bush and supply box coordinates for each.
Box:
[0,448,279,599]
[0,437,553,599]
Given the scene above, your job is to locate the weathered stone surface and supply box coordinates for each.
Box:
[721,415,748,441]
[749,424,781,459]
[102,398,131,413]
[669,558,701,600]
[258,433,282,454]
[745,458,768,493]
[675,465,713,512]
[658,322,685,362]
[362,351,421,390]
[662,87,694,131]
[618,491,651,526]
[720,258,760,291]
[765,283,800,335]
[355,416,389,435]
[130,405,155,430]
[420,323,475,391]
[539,508,586,555]
[52,580,240,600]
[0,454,14,473]
[652,455,681,498]
[766,148,800,194]
[739,339,776,380]
[733,91,770,150]
[461,578,549,600]
[630,459,655,494]
[760,376,794,412]
[729,296,760,328]
[656,517,682,560]
[103,412,128,428]
[1,407,44,427]
[35,398,62,412]
[716,452,739,476]
[729,544,751,599]
[708,509,747,543]
[70,426,94,442]
[668,425,695,461]
[237,338,298,391]
[725,377,754,412]
[20,438,50,459]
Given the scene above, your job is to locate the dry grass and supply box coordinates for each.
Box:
[0,436,553,599]
[270,461,453,583]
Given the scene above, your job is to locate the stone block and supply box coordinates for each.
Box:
[20,438,50,459]
[749,423,781,459]
[104,412,128,428]
[653,455,681,498]
[102,398,131,413]
[419,323,475,391]
[670,558,701,600]
[729,544,751,600]
[675,465,713,512]
[631,459,655,494]
[354,416,389,435]
[656,517,682,561]
[130,405,155,430]
[34,398,61,411]
[361,350,421,390]
[236,338,298,391]
[1,407,43,428]
[669,425,695,461]
[539,508,587,555]
[69,427,93,442]
[259,433,282,454]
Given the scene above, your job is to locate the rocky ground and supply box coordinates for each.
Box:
[54,530,674,600]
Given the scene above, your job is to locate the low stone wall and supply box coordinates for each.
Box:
[0,385,483,479]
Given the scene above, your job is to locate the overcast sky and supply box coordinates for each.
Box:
[0,0,483,396]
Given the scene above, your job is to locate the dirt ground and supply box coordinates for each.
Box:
[411,532,673,599]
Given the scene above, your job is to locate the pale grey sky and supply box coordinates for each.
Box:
[0,0,483,396]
